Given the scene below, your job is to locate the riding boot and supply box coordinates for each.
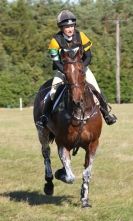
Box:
[92,90,117,125]
[40,95,53,127]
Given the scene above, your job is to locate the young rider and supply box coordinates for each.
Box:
[42,10,117,126]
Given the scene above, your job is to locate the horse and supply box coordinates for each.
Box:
[33,45,102,208]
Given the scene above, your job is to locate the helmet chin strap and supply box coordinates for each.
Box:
[63,33,73,42]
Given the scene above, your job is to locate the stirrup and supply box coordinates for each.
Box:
[41,115,48,126]
[36,120,44,128]
[36,115,48,128]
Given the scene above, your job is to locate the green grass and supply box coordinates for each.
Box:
[0,104,133,221]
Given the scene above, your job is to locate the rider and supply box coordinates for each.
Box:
[41,10,117,126]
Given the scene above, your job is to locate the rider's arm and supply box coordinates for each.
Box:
[48,38,63,72]
[80,32,92,67]
[83,49,92,67]
[53,60,63,72]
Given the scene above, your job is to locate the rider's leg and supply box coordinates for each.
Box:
[50,70,64,100]
[85,67,117,125]
[40,94,53,126]
[85,67,101,93]
[41,71,64,127]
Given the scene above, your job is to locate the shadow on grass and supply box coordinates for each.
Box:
[1,190,78,206]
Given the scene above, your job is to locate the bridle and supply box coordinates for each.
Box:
[63,67,98,124]
[62,53,86,116]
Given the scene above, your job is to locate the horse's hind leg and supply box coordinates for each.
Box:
[81,140,98,208]
[38,128,54,195]
[55,146,75,184]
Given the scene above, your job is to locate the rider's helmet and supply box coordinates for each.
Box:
[57,10,76,27]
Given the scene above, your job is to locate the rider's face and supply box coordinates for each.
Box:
[62,25,75,37]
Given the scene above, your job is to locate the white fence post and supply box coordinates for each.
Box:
[19,98,23,111]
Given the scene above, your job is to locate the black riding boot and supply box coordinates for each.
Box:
[40,95,53,127]
[92,90,117,125]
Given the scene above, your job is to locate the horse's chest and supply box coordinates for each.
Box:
[66,125,92,147]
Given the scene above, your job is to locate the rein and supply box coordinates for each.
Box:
[38,82,82,94]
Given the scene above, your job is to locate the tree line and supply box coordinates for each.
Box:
[0,0,133,107]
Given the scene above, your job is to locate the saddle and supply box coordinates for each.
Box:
[42,80,99,118]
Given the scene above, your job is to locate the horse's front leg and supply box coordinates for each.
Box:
[81,141,98,208]
[55,146,75,184]
[38,128,54,195]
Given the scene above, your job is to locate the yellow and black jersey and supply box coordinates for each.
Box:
[48,30,92,61]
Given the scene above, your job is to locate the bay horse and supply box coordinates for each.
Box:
[33,45,102,207]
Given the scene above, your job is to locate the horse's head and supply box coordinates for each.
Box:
[61,45,85,108]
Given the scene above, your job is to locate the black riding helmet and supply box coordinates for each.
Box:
[57,10,76,27]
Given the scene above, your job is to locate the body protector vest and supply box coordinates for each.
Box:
[53,30,82,50]
[49,30,92,70]
[52,30,83,70]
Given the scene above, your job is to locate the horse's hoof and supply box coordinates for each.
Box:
[82,203,92,208]
[55,168,66,181]
[55,168,75,184]
[44,182,54,195]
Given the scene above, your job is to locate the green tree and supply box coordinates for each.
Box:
[0,0,132,107]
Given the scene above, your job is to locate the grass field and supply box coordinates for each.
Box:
[0,104,133,221]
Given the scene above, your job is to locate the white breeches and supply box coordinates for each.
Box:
[50,71,65,100]
[50,67,101,100]
[85,67,101,93]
